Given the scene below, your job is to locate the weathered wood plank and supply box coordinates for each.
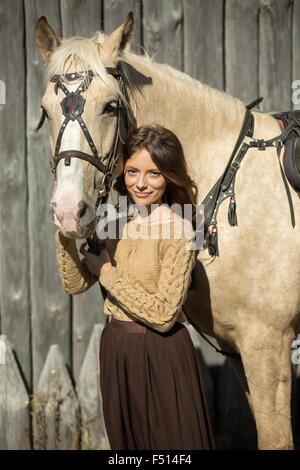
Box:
[225,0,259,103]
[0,336,30,450]
[0,0,31,388]
[142,0,183,70]
[60,0,103,37]
[259,0,293,113]
[60,0,106,386]
[32,344,80,450]
[293,0,300,110]
[104,0,142,53]
[183,0,224,90]
[24,0,71,387]
[77,324,110,449]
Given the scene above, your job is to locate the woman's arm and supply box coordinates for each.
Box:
[55,230,99,295]
[99,237,196,333]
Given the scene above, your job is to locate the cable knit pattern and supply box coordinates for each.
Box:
[54,206,197,332]
[55,230,98,295]
[99,236,196,332]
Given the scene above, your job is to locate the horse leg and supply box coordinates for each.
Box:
[238,326,295,450]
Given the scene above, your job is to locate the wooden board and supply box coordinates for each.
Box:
[225,0,259,104]
[183,0,224,90]
[143,0,183,70]
[61,0,103,37]
[259,0,292,112]
[24,0,71,387]
[0,336,30,450]
[32,344,80,449]
[77,324,110,450]
[0,0,31,388]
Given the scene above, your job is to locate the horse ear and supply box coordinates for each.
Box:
[99,12,135,66]
[35,16,61,62]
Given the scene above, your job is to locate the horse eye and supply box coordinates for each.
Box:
[103,101,118,115]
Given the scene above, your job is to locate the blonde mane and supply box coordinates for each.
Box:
[46,30,244,130]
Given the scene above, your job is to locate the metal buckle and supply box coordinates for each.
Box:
[231,160,240,169]
[274,139,283,149]
[256,139,267,150]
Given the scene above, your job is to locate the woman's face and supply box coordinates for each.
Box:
[124,148,167,211]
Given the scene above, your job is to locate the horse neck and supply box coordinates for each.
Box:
[124,53,247,193]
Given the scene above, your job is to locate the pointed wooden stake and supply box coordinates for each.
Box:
[0,335,30,450]
[77,324,110,450]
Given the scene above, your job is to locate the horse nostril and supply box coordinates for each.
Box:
[78,201,88,220]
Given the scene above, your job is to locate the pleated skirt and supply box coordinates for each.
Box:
[99,317,215,450]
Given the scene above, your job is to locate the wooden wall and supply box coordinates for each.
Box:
[0,0,300,449]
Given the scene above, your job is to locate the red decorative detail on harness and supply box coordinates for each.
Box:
[278,119,285,131]
[67,96,79,115]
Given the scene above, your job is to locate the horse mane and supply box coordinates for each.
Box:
[46,30,244,124]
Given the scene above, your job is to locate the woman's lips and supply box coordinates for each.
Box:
[134,192,152,198]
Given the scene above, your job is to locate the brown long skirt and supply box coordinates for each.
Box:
[99,317,215,450]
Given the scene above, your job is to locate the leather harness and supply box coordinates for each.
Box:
[202,97,300,257]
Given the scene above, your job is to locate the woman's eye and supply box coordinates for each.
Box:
[127,170,161,176]
[103,102,118,115]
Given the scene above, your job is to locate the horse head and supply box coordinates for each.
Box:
[34,13,135,239]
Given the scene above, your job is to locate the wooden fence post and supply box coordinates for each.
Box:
[77,324,110,450]
[0,336,30,450]
[32,345,80,450]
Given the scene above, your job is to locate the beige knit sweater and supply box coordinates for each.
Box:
[55,206,197,333]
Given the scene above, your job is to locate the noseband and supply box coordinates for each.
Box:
[36,66,136,208]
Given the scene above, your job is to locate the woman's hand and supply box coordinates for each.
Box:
[80,242,112,277]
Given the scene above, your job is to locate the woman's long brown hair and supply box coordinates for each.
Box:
[114,124,199,228]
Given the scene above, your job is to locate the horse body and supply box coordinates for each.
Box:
[35,14,300,449]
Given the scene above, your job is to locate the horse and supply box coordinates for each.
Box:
[34,13,300,450]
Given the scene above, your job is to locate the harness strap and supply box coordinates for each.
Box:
[202,103,256,232]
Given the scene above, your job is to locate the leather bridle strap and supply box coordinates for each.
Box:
[49,70,105,174]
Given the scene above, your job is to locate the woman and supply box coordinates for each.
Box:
[55,125,215,450]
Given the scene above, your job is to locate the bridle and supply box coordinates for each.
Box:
[36,66,136,210]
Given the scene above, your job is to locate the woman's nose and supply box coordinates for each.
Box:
[136,175,148,189]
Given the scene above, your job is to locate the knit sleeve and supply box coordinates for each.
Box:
[55,230,98,295]
[99,237,196,332]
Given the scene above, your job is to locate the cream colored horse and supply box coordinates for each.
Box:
[35,13,300,449]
